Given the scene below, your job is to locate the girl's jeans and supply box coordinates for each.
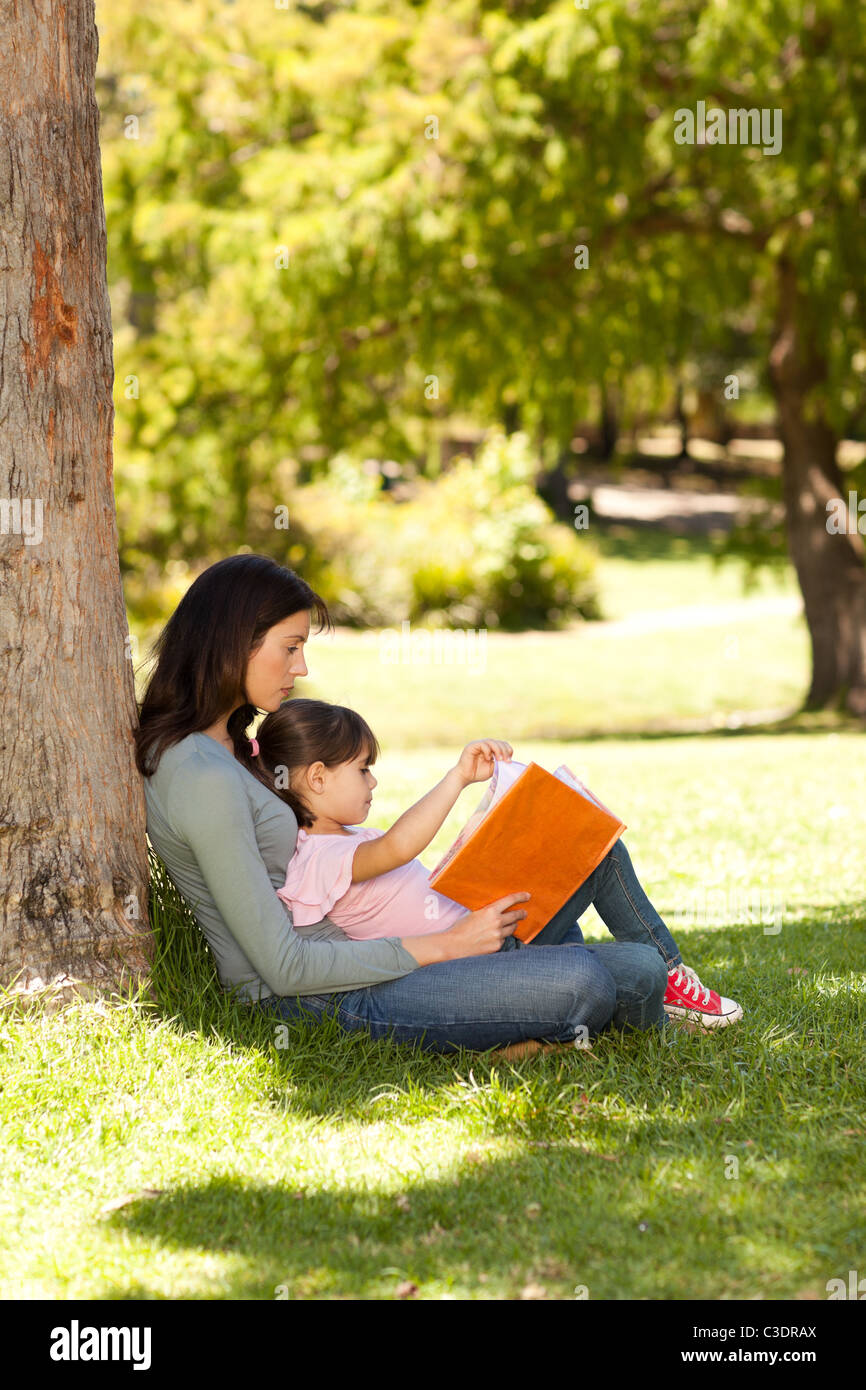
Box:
[254,838,683,1053]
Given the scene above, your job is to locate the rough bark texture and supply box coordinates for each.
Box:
[0,0,152,999]
[769,257,866,716]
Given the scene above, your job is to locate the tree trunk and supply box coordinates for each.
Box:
[502,400,521,434]
[769,257,866,716]
[674,378,690,463]
[598,381,618,462]
[0,1,152,999]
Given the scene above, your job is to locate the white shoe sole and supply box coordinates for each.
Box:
[664,1000,743,1029]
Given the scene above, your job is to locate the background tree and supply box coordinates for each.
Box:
[0,0,151,995]
[95,0,866,712]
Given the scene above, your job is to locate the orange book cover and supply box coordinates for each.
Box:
[429,762,626,943]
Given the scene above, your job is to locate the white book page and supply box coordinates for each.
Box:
[554,763,615,816]
[429,759,528,878]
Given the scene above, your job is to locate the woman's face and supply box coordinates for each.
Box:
[244,610,311,712]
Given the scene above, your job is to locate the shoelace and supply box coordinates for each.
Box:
[668,965,710,1005]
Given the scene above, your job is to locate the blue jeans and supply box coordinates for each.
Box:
[533,837,683,967]
[252,838,680,1053]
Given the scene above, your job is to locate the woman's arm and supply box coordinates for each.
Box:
[164,758,423,996]
[352,739,512,883]
[163,753,523,995]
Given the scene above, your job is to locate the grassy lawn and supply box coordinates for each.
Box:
[278,540,810,746]
[1,731,863,1301]
[132,538,811,744]
[591,530,799,621]
[4,541,861,1302]
[300,613,810,746]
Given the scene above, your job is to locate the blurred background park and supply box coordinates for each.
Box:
[99,0,866,746]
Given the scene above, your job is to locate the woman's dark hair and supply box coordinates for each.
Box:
[244,698,380,829]
[134,555,331,777]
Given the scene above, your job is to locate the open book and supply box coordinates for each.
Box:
[429,760,626,943]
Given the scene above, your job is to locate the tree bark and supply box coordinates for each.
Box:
[769,257,866,716]
[0,0,152,998]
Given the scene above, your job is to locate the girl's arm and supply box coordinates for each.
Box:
[351,739,512,883]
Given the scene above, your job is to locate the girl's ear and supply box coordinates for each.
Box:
[302,760,327,794]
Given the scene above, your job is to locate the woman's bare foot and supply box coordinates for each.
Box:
[489,1039,593,1061]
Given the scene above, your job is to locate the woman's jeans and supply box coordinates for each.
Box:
[253,838,683,1053]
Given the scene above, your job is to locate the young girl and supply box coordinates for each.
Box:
[246,698,743,1028]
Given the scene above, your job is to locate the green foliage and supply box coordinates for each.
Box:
[288,432,599,628]
[95,0,866,611]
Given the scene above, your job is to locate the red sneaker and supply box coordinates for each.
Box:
[664,964,743,1030]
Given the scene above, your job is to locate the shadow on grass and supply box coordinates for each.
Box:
[110,872,865,1300]
[535,710,866,742]
[93,1134,856,1302]
[592,527,737,565]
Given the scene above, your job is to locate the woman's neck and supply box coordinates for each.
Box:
[200,725,234,753]
[200,713,236,752]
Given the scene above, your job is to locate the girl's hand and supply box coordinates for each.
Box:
[455,739,513,787]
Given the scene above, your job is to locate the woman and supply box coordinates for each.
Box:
[135,554,740,1053]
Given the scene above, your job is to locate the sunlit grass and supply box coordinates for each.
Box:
[131,541,812,743]
[1,733,863,1300]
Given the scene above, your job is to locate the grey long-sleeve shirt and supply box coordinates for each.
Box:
[143,731,420,1003]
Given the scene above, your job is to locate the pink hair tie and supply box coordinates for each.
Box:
[249,737,260,757]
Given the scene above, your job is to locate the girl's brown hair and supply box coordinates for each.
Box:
[134,554,331,777]
[242,698,380,829]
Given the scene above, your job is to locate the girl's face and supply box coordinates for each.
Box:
[244,610,310,712]
[306,751,378,828]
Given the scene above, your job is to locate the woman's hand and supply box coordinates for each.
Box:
[398,891,530,965]
[442,892,530,958]
[455,739,513,787]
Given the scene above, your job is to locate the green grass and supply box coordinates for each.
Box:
[1,732,863,1300]
[132,538,810,744]
[301,614,810,747]
[292,537,811,746]
[593,532,798,620]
